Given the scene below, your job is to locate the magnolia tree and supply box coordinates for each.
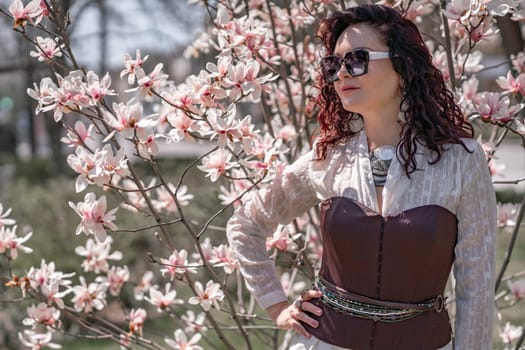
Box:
[0,0,525,349]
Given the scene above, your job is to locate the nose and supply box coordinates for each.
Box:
[336,62,351,81]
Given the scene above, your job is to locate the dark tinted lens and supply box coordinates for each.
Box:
[344,50,369,77]
[321,56,342,82]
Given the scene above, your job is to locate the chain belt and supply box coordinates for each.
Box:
[314,276,446,323]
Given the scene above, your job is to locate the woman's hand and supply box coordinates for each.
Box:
[266,290,323,338]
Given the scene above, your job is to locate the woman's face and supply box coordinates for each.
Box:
[332,23,402,116]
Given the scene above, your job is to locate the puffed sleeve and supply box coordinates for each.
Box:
[453,141,497,349]
[226,150,319,309]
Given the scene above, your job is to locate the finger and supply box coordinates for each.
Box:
[301,289,323,300]
[294,310,319,328]
[291,320,311,338]
[300,301,323,316]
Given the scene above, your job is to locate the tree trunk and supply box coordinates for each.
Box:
[496,15,524,57]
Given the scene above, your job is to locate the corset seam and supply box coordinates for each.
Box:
[369,218,386,349]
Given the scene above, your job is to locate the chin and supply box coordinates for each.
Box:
[342,103,363,114]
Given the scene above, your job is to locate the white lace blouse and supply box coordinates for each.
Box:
[226,129,497,350]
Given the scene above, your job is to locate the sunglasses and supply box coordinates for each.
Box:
[321,49,390,83]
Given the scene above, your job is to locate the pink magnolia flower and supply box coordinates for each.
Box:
[497,203,518,231]
[129,308,147,336]
[0,225,33,259]
[96,265,129,296]
[23,303,61,328]
[511,52,525,73]
[161,83,201,115]
[121,49,149,85]
[0,203,16,227]
[27,260,73,290]
[499,322,523,344]
[193,76,228,108]
[166,112,201,143]
[18,330,61,350]
[75,237,122,273]
[217,180,246,206]
[60,121,93,148]
[26,260,73,308]
[153,183,194,213]
[237,115,260,154]
[442,0,485,24]
[49,70,92,121]
[218,177,252,208]
[120,179,152,213]
[393,0,434,21]
[165,329,203,350]
[515,119,525,135]
[27,77,59,117]
[206,56,231,80]
[41,279,71,309]
[507,278,525,300]
[160,249,197,279]
[39,0,48,16]
[134,271,154,301]
[468,15,498,44]
[97,144,130,182]
[188,280,224,311]
[455,51,483,77]
[136,131,159,160]
[475,92,523,123]
[183,32,212,58]
[496,71,525,95]
[209,244,238,274]
[223,60,274,102]
[66,146,100,192]
[69,192,119,242]
[181,310,208,334]
[240,141,282,178]
[130,63,169,97]
[29,36,63,61]
[207,106,243,148]
[458,75,480,111]
[191,237,213,264]
[71,276,107,312]
[103,100,144,136]
[86,71,115,103]
[277,124,297,142]
[197,148,236,182]
[266,225,301,252]
[145,283,183,311]
[9,0,43,28]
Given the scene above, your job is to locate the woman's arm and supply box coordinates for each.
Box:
[453,141,497,350]
[226,150,319,309]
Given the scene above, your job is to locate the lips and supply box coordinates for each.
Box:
[342,85,359,92]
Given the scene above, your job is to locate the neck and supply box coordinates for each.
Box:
[361,109,402,150]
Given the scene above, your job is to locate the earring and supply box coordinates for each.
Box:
[398,111,406,124]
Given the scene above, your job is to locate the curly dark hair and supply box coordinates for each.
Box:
[315,4,473,176]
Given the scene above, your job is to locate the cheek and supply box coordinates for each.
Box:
[333,82,344,98]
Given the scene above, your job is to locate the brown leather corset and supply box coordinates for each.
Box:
[302,197,458,350]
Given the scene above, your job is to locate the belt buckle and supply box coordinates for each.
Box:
[433,295,445,312]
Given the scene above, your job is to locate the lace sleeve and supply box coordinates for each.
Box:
[226,151,319,309]
[453,141,497,349]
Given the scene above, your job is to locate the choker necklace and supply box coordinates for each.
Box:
[369,145,395,187]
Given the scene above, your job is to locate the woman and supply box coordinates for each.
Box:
[226,4,496,350]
